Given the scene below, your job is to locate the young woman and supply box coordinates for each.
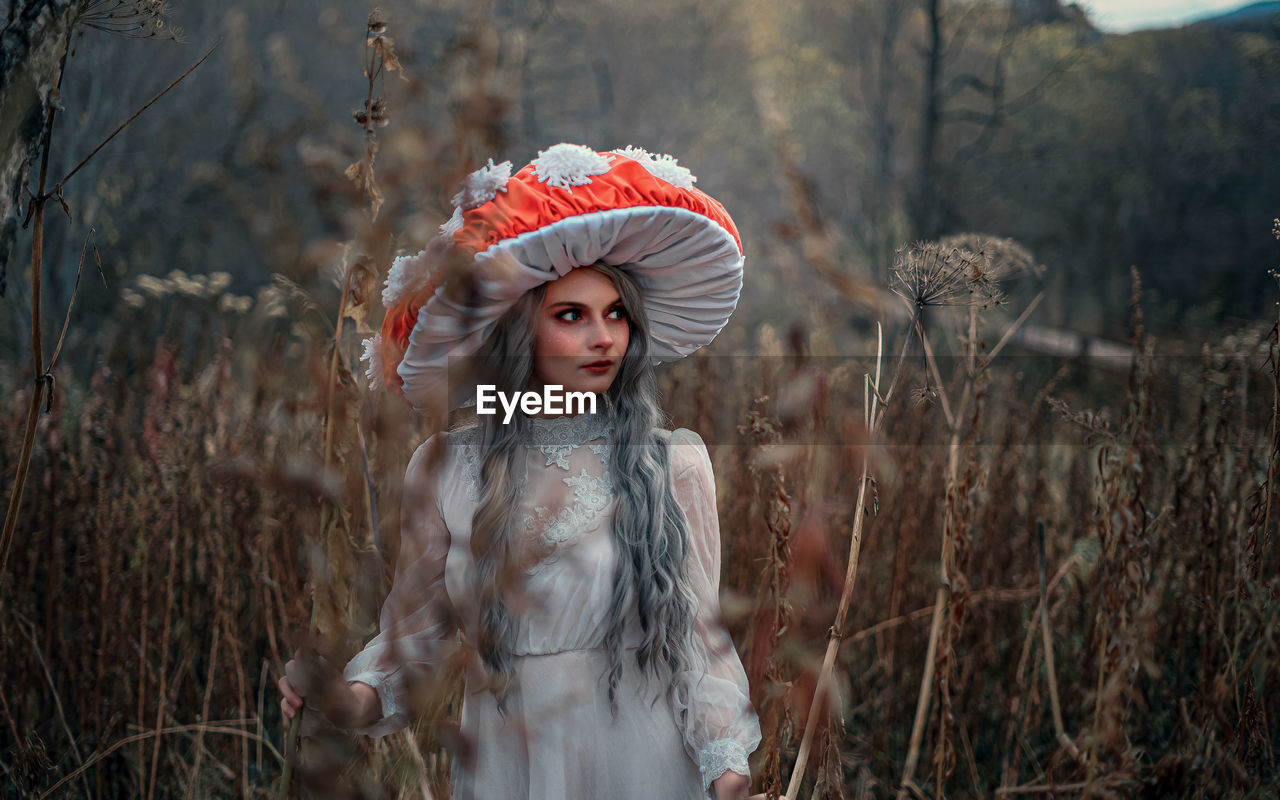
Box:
[278,145,779,800]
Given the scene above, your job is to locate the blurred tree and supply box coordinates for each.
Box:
[952,23,1280,332]
[0,0,77,295]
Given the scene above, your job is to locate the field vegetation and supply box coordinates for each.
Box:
[2,0,1278,797]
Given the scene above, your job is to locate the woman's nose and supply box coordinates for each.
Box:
[587,317,614,349]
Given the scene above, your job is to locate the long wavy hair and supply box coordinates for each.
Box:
[464,263,699,717]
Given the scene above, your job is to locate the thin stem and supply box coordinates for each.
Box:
[786,329,886,796]
[1036,521,1082,762]
[15,616,91,797]
[282,21,390,793]
[785,458,872,799]
[146,528,179,800]
[968,298,978,377]
[980,290,1044,369]
[186,565,225,799]
[916,316,955,429]
[38,722,281,800]
[865,322,885,427]
[281,221,358,800]
[896,588,947,799]
[52,41,220,193]
[872,309,921,431]
[0,61,59,588]
[841,586,1039,647]
[47,230,94,374]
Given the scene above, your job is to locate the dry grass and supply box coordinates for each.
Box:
[6,158,1280,799]
[2,8,1278,800]
[2,240,1279,798]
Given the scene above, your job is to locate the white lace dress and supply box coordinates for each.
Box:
[343,414,762,799]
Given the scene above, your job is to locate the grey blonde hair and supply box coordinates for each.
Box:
[465,263,698,717]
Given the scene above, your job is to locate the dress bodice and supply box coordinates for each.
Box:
[342,416,761,796]
[438,414,644,656]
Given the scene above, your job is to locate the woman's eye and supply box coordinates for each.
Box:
[556,309,582,322]
[607,306,627,320]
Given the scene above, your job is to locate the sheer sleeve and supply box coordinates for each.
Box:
[343,434,459,738]
[668,428,763,794]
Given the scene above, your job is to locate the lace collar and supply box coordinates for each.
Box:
[526,413,611,447]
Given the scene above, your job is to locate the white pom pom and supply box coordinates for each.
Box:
[361,334,384,390]
[451,159,513,210]
[532,143,615,190]
[439,207,464,238]
[643,153,697,189]
[612,145,652,162]
[381,249,431,308]
[612,145,697,190]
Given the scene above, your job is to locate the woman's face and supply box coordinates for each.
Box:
[531,267,630,398]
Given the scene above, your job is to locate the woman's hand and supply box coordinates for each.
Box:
[278,649,379,729]
[709,771,787,800]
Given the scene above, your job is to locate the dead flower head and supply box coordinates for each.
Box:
[910,384,938,410]
[891,234,1039,312]
[353,97,390,128]
[75,0,184,41]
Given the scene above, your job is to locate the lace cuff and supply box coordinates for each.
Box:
[698,738,750,793]
[345,670,404,735]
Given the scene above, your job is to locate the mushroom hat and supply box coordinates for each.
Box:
[365,143,744,415]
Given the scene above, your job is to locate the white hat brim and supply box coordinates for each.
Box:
[398,205,742,415]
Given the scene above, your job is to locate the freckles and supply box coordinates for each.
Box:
[536,326,582,359]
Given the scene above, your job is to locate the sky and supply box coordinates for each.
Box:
[1081,0,1253,31]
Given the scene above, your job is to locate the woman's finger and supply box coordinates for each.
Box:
[277,674,302,704]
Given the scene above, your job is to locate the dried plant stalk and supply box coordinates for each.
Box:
[280,10,398,797]
[1035,521,1081,762]
[739,403,794,798]
[785,333,879,800]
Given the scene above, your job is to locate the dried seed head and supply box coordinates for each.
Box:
[75,0,184,41]
[891,234,1039,312]
[369,97,389,127]
[910,384,938,410]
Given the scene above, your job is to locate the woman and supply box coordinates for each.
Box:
[279,144,778,800]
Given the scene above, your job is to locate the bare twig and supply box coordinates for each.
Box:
[915,316,955,429]
[785,456,872,799]
[147,531,179,800]
[38,722,281,800]
[871,311,921,430]
[281,14,392,794]
[186,565,225,799]
[15,615,92,798]
[47,230,98,374]
[995,780,1091,795]
[785,332,884,798]
[0,682,27,764]
[842,587,1039,647]
[896,588,947,799]
[981,291,1045,368]
[0,66,58,589]
[51,41,221,193]
[1036,521,1082,762]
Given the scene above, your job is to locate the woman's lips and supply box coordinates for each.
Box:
[581,361,614,374]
